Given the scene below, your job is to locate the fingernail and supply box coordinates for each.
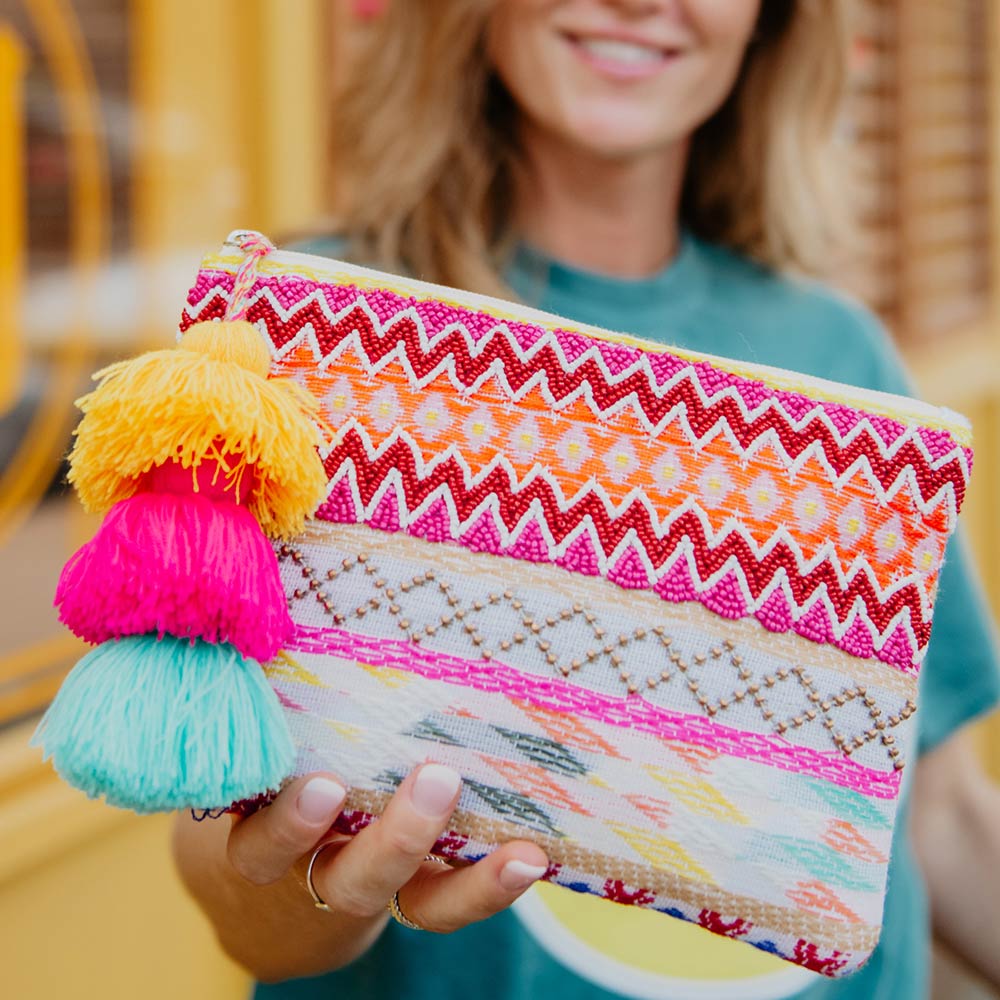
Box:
[499,860,548,892]
[296,777,347,824]
[410,764,462,818]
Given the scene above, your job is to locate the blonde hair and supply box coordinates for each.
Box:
[323,0,850,294]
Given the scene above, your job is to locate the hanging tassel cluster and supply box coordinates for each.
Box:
[32,235,326,813]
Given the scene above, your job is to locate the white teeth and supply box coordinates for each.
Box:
[577,38,664,65]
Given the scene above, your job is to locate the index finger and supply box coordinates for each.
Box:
[227,772,348,885]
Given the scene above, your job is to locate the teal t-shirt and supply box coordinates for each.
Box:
[254,233,1000,1000]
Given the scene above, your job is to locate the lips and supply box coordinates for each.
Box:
[562,31,681,79]
[575,37,669,65]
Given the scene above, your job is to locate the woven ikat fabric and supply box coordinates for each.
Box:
[182,242,974,977]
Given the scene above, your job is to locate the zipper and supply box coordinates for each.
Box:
[214,230,969,435]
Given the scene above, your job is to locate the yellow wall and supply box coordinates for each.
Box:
[0,720,251,1000]
[0,24,25,412]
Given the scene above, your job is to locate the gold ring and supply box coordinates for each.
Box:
[306,841,339,912]
[386,854,453,930]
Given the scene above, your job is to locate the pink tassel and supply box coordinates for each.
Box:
[56,463,294,662]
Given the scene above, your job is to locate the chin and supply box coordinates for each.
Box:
[560,108,689,161]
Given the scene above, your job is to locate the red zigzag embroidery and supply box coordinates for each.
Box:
[320,429,931,650]
[182,292,967,511]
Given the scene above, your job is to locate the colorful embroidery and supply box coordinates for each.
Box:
[183,268,969,676]
[190,236,973,978]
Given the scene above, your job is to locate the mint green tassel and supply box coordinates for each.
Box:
[30,634,294,813]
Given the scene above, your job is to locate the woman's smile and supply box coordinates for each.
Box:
[560,30,685,81]
[489,1,759,159]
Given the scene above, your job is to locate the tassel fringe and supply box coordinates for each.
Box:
[55,491,294,662]
[30,634,295,812]
[67,321,328,538]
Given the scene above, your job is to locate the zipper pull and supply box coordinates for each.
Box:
[223,231,275,321]
[224,229,272,251]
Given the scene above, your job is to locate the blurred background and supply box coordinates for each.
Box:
[0,1,998,997]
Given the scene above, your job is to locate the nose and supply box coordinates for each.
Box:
[601,0,673,12]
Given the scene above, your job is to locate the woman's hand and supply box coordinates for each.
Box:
[173,764,549,983]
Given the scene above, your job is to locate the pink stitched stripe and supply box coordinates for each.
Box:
[287,624,902,801]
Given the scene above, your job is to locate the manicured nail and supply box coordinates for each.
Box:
[297,777,347,824]
[499,860,548,892]
[410,764,462,818]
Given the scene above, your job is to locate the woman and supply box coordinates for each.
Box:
[173,2,1000,997]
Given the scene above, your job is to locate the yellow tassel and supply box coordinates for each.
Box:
[68,321,328,538]
[179,320,271,376]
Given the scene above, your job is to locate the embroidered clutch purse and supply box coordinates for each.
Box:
[46,229,973,978]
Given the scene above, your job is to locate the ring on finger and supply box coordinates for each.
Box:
[306,841,339,912]
[422,853,453,870]
[387,853,453,930]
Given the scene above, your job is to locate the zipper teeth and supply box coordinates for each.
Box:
[215,239,969,435]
